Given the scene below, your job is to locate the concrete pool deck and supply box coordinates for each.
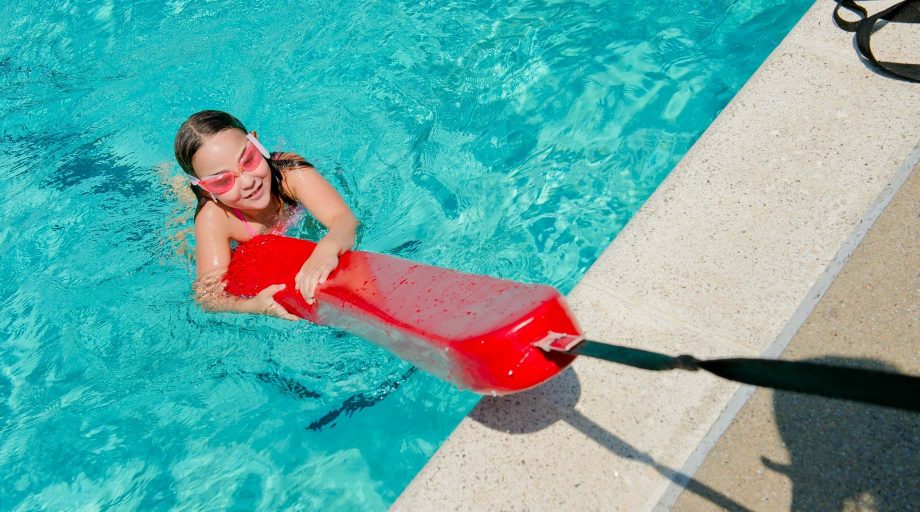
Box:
[393,0,919,510]
[670,161,919,511]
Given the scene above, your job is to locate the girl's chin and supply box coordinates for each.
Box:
[246,195,267,209]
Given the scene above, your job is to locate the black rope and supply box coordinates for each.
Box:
[833,0,920,82]
[568,339,920,412]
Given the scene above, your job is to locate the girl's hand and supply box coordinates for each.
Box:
[248,284,300,321]
[295,242,340,305]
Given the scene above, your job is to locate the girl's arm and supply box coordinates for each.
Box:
[193,204,298,320]
[282,165,358,304]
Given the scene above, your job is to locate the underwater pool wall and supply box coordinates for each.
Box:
[393,0,920,509]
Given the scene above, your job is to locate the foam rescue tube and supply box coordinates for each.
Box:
[223,235,580,395]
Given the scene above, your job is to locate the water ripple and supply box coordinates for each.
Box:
[1,0,812,508]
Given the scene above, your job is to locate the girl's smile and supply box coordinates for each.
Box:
[243,180,264,201]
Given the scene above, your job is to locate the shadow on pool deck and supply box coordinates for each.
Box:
[762,357,919,511]
[473,370,754,512]
[673,164,920,511]
[392,2,920,507]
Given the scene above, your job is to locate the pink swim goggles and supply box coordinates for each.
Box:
[188,132,271,195]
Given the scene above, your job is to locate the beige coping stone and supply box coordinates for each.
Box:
[393,1,920,510]
[671,163,920,511]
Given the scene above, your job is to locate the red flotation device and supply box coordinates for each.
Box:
[223,235,581,395]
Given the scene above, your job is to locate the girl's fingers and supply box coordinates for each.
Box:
[259,283,286,296]
[297,267,314,293]
[305,266,334,303]
[283,306,299,320]
[304,283,315,304]
[271,303,299,321]
[305,271,322,304]
[295,258,339,304]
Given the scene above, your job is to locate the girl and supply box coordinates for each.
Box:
[174,110,357,320]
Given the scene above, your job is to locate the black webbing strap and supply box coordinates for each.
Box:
[833,0,920,82]
[567,339,920,412]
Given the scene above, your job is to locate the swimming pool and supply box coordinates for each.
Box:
[0,0,812,509]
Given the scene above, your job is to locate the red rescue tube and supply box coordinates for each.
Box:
[223,235,580,395]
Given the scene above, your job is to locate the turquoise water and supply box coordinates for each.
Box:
[0,0,811,509]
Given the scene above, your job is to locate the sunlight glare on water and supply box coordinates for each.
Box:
[0,0,811,509]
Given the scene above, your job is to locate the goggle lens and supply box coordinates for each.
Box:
[190,133,268,195]
[239,141,262,172]
[197,172,236,194]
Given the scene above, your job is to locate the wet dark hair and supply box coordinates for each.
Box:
[173,110,298,212]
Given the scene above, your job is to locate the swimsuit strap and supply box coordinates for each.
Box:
[232,208,259,238]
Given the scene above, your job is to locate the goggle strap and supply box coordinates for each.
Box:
[246,133,271,159]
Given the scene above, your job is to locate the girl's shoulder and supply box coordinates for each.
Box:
[271,151,314,170]
[192,199,234,243]
[194,198,232,227]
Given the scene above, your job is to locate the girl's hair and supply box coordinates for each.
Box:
[173,110,299,212]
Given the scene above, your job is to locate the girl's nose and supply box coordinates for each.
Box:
[238,171,258,189]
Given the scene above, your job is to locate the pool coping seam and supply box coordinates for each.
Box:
[392,1,920,509]
[651,142,920,511]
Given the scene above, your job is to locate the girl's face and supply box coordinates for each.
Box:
[191,129,272,210]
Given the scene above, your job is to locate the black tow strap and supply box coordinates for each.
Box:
[566,339,920,412]
[833,0,920,82]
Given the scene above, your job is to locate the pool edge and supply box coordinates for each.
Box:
[392,1,920,509]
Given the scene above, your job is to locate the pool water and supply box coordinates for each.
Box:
[0,0,811,509]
